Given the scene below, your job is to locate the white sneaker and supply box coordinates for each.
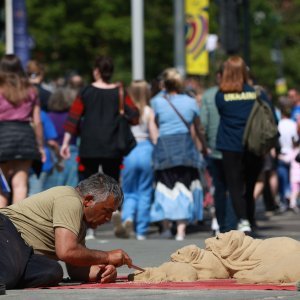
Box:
[136,235,147,241]
[211,216,220,236]
[237,219,251,232]
[175,235,185,241]
[112,211,128,238]
[124,219,134,238]
[290,206,300,214]
[211,217,220,232]
[85,228,95,240]
[160,229,172,239]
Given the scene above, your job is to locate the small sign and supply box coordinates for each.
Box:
[275,78,287,95]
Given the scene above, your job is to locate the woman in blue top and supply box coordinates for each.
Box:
[150,68,206,240]
[216,56,264,233]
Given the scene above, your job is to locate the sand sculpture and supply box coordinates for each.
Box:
[130,230,300,284]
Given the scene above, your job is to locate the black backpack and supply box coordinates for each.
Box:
[243,90,278,156]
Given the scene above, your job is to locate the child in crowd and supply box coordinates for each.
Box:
[28,111,60,195]
[279,139,300,213]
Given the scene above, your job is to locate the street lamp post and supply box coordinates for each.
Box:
[174,0,185,77]
[242,0,250,67]
[131,0,144,80]
[5,0,13,54]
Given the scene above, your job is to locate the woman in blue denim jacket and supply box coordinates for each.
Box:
[150,68,206,240]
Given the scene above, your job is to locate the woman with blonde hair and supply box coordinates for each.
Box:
[119,80,158,240]
[216,56,267,233]
[150,68,206,240]
[0,54,44,207]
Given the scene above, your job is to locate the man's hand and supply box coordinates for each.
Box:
[67,264,117,283]
[107,249,132,267]
[96,265,117,283]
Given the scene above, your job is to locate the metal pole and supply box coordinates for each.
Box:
[131,0,144,80]
[5,0,13,54]
[243,0,250,67]
[174,0,185,77]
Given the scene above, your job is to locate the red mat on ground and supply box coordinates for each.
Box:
[39,276,298,291]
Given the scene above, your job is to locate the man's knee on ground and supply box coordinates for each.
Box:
[46,261,64,286]
[17,256,64,289]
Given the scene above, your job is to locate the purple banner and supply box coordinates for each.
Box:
[13,0,29,68]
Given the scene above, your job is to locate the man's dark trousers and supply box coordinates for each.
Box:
[0,213,63,289]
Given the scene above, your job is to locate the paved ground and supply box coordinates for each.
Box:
[3,200,300,299]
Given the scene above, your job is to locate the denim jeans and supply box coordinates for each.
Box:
[277,159,290,206]
[153,133,203,170]
[28,172,49,196]
[121,140,154,236]
[45,145,79,188]
[206,157,237,232]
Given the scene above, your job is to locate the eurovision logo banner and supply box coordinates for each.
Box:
[185,0,209,75]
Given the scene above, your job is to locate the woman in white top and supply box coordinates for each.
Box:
[277,106,299,210]
[120,80,158,240]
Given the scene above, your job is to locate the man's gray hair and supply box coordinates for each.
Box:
[77,173,123,206]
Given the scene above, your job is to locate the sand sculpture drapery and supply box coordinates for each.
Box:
[131,230,300,284]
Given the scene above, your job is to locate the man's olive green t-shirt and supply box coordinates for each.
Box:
[0,186,86,259]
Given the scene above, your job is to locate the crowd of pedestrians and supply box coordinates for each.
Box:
[1,53,300,242]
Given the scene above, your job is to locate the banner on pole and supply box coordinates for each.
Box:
[13,0,29,67]
[185,0,209,75]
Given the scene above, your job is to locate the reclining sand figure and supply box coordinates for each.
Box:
[130,230,300,284]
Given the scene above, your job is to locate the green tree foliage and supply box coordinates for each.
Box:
[26,0,132,82]
[0,0,298,92]
[248,1,282,90]
[248,0,300,93]
[26,0,174,84]
[279,0,300,89]
[207,0,300,94]
[144,0,173,81]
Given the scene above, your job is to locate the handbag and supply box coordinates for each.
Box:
[116,83,137,156]
[163,95,207,154]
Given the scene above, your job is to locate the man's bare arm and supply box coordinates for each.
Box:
[55,227,132,267]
